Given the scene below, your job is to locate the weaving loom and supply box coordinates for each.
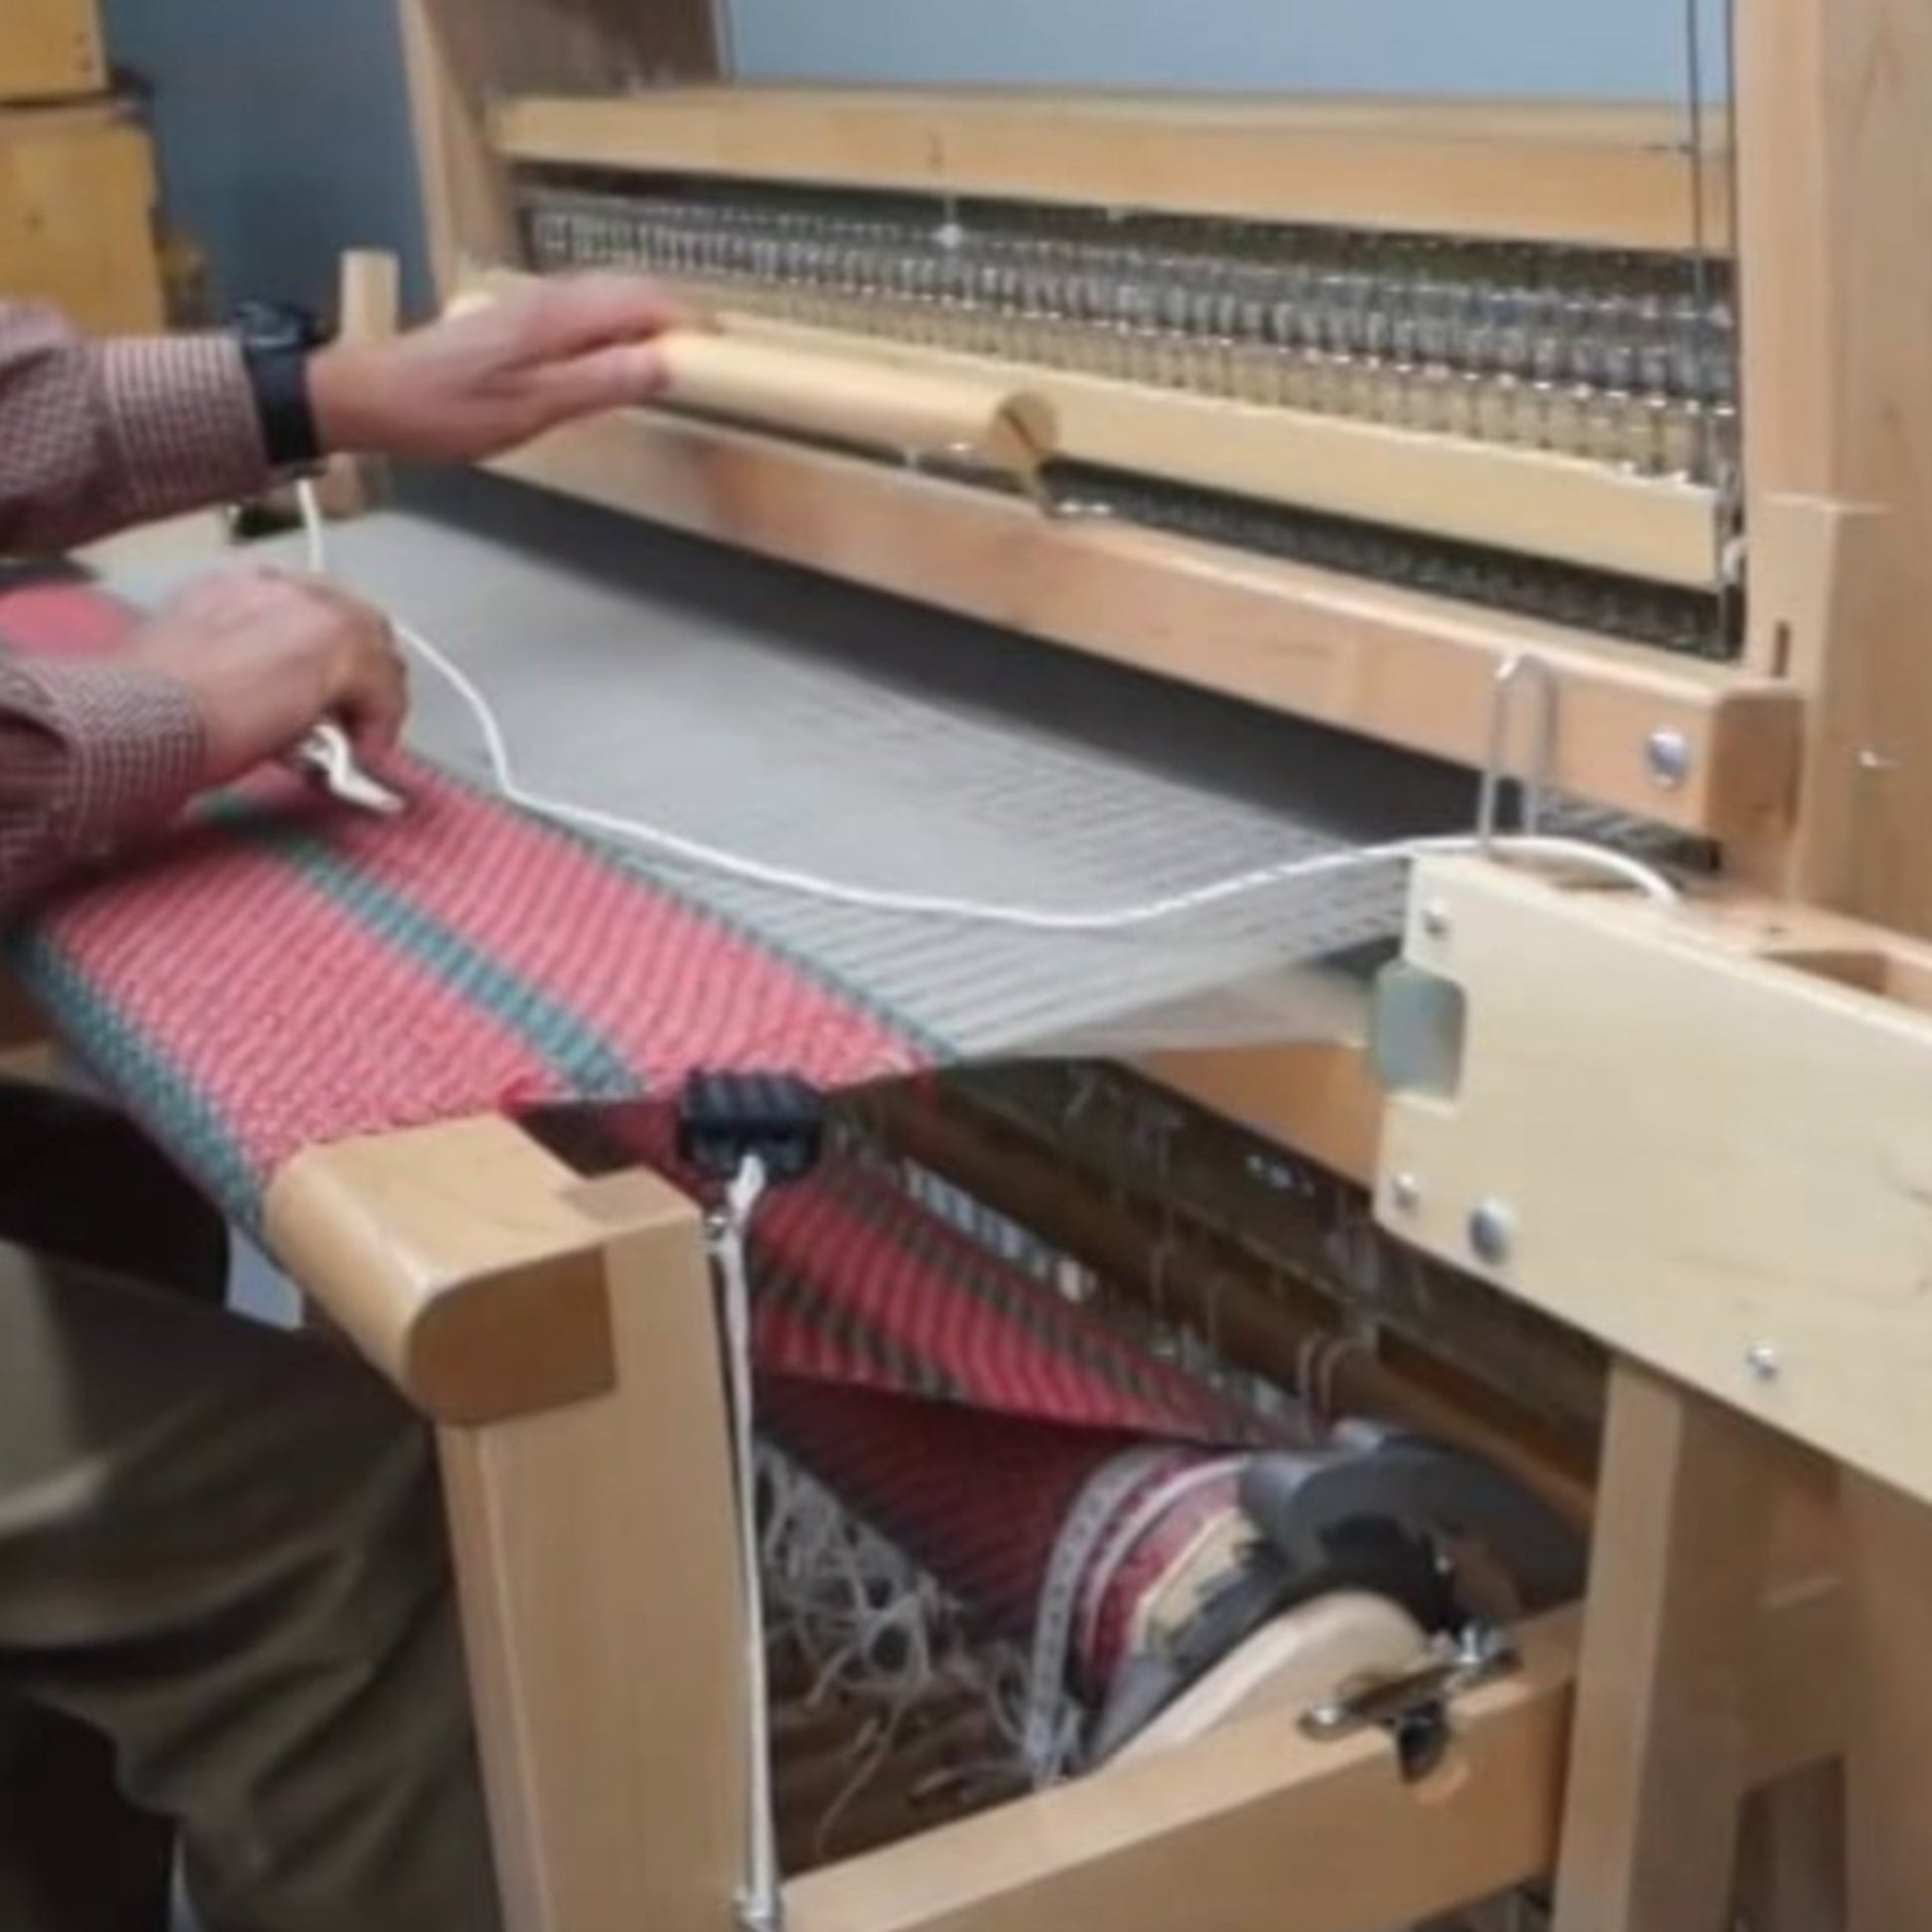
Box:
[4,478,1589,1857]
[6,0,1932,1924]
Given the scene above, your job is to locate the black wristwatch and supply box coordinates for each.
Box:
[233,300,331,474]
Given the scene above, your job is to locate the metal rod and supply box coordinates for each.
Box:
[709,1161,784,1932]
[1477,654,1560,851]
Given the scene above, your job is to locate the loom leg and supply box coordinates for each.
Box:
[1549,1362,1778,1932]
[435,1172,747,1932]
[1735,1766,1846,1932]
[1842,1473,1932,1932]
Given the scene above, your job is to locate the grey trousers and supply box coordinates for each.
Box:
[0,1079,503,1932]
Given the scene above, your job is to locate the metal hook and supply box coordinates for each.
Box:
[1475,653,1559,851]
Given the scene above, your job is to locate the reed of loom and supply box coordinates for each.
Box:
[0,0,1903,1926]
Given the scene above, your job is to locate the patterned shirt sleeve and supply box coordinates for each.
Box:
[0,300,261,909]
[0,301,271,556]
[0,655,207,914]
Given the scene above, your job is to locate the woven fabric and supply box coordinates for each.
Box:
[1,581,1269,1699]
[5,587,924,1217]
[759,1377,1245,1697]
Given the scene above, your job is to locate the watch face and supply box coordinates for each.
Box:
[233,300,329,352]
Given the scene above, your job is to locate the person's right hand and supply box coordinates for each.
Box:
[128,570,408,787]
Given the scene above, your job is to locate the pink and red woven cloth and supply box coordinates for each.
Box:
[0,580,1279,1703]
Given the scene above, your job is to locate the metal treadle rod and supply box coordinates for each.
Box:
[679,1071,829,1932]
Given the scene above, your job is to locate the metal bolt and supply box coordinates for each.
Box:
[1745,1343,1782,1384]
[1421,901,1452,942]
[1645,730,1693,790]
[1390,1173,1422,1215]
[1467,1200,1515,1267]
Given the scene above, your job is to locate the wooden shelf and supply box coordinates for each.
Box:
[0,97,164,332]
[0,0,105,105]
[493,86,1733,250]
[483,403,1800,842]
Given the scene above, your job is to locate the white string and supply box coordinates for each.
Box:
[294,482,1682,922]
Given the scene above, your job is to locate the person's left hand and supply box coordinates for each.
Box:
[308,275,687,464]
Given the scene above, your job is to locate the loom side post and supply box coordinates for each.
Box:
[266,1116,746,1932]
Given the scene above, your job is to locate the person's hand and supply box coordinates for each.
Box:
[308,275,686,464]
[129,570,407,786]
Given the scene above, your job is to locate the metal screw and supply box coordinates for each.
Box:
[1745,1342,1782,1384]
[1860,749,1900,774]
[1645,730,1693,790]
[1421,901,1452,942]
[1390,1173,1422,1215]
[1467,1200,1515,1267]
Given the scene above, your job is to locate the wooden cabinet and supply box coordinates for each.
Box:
[0,0,106,105]
[0,101,166,332]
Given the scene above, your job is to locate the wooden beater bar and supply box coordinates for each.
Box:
[656,331,1053,482]
[453,277,1054,481]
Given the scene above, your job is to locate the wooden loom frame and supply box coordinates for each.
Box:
[387,2,1932,1922]
[7,1,1920,1926]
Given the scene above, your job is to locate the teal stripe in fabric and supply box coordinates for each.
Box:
[422,762,946,1064]
[208,801,642,1101]
[5,929,264,1225]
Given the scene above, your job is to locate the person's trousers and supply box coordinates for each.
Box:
[0,1075,504,1932]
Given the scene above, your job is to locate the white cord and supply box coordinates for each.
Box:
[294,483,1682,921]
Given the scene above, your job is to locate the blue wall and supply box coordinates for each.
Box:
[101,0,432,318]
[105,0,1726,320]
[729,0,1728,96]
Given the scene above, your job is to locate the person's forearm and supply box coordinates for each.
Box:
[0,305,272,557]
[0,657,206,915]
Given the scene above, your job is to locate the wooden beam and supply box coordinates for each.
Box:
[713,306,1724,591]
[0,0,105,104]
[493,89,1732,250]
[1379,858,1932,1512]
[265,1119,619,1426]
[1551,1365,1782,1932]
[1736,0,1932,934]
[1842,1474,1932,1930]
[1735,1766,1847,1932]
[1147,1042,1383,1186]
[270,1116,747,1932]
[789,1611,1577,1932]
[1734,1,1932,1914]
[466,265,1722,588]
[439,1166,746,1932]
[483,408,1800,842]
[786,1579,1836,1932]
[0,98,165,333]
[398,0,514,301]
[655,328,1052,483]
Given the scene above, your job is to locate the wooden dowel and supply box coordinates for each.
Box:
[659,329,1055,481]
